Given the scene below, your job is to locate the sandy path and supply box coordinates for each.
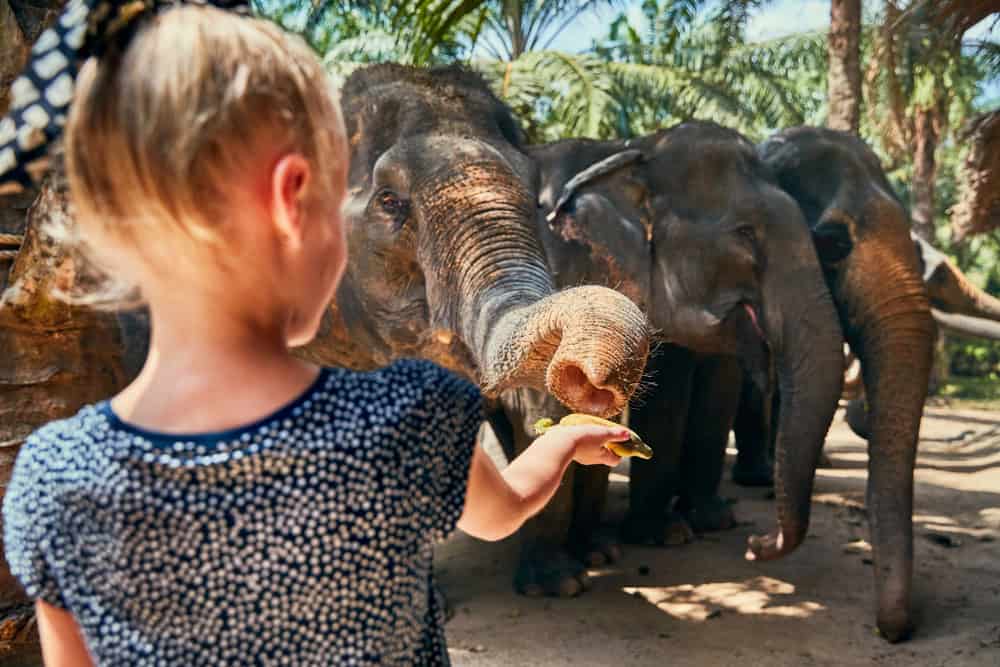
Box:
[439,406,1000,666]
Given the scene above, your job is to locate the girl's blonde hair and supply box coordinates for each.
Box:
[60,6,346,305]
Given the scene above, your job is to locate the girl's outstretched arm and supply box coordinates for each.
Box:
[456,424,626,541]
[36,601,94,667]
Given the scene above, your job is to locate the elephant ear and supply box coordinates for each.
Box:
[911,231,947,282]
[546,149,645,223]
[760,134,855,266]
[811,217,854,264]
[536,148,651,310]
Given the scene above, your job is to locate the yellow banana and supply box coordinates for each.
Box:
[533,414,653,460]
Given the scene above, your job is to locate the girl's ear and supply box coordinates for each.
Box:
[270,153,312,248]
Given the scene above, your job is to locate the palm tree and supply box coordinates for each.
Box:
[827,0,861,133]
[863,0,994,241]
[472,0,623,61]
[592,0,825,140]
[252,0,483,65]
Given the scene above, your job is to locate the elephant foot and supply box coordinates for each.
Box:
[514,544,591,598]
[570,529,623,567]
[732,459,774,487]
[621,511,694,547]
[678,496,736,533]
[877,609,913,643]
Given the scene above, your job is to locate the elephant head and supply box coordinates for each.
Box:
[300,66,649,416]
[759,126,936,642]
[532,121,845,558]
[912,234,1000,339]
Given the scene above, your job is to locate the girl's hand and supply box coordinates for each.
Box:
[537,423,627,467]
[457,423,627,542]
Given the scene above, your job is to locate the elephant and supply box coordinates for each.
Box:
[755,126,936,641]
[734,231,1000,475]
[526,122,845,565]
[292,64,655,598]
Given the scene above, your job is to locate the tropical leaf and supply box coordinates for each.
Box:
[474,50,616,140]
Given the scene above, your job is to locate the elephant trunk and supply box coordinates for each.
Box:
[938,260,1000,321]
[846,221,935,642]
[747,215,845,561]
[416,162,649,416]
[858,309,933,642]
[932,309,1000,340]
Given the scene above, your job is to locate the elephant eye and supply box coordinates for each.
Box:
[377,189,408,217]
[735,225,757,247]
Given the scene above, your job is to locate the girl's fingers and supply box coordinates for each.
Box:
[559,424,631,444]
[600,449,622,466]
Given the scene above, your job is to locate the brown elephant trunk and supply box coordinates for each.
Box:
[845,225,935,642]
[415,162,649,416]
[857,309,933,642]
[747,220,845,561]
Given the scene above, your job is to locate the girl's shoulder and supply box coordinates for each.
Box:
[12,404,109,480]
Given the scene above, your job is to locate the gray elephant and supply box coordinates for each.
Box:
[734,231,1000,473]
[298,65,656,598]
[754,126,936,642]
[527,122,845,572]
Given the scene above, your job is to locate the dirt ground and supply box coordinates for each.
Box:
[439,404,1000,666]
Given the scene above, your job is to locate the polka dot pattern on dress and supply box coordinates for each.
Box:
[3,359,482,666]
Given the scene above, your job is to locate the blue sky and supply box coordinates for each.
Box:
[544,1,999,102]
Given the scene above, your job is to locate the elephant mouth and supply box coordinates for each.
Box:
[742,302,766,339]
[547,360,623,416]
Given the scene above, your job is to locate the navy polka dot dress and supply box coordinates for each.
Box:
[3,359,482,666]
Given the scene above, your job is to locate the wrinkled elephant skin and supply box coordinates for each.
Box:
[759,126,935,642]
[294,66,652,599]
[531,122,844,560]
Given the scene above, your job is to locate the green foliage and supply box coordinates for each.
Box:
[596,1,826,140]
[474,51,617,140]
[471,0,625,60]
[253,0,481,65]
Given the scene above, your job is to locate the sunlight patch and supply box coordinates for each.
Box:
[622,576,824,622]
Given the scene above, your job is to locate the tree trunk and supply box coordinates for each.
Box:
[911,107,939,241]
[827,0,862,134]
[952,111,1000,239]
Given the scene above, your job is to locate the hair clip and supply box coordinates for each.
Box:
[0,0,252,196]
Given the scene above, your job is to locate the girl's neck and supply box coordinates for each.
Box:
[110,297,320,435]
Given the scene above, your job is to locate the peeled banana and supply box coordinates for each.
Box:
[533,413,654,460]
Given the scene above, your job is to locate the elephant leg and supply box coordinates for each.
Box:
[621,345,696,546]
[502,389,592,598]
[677,355,742,532]
[569,461,619,567]
[732,369,775,487]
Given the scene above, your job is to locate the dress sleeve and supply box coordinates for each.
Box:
[404,362,484,543]
[2,435,67,608]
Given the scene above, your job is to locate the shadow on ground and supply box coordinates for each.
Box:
[438,405,1000,667]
